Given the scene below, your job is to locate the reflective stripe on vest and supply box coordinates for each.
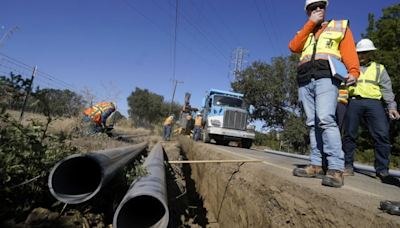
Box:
[338,85,348,104]
[195,117,202,127]
[164,116,173,125]
[299,20,348,66]
[348,62,384,100]
[84,102,113,124]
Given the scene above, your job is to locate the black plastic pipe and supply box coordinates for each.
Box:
[48,142,148,204]
[113,142,169,228]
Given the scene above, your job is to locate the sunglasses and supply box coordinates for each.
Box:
[307,4,326,12]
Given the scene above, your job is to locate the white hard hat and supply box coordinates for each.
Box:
[110,101,117,110]
[356,39,377,52]
[304,0,329,11]
[197,112,202,116]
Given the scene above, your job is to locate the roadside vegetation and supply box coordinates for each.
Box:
[0,74,157,227]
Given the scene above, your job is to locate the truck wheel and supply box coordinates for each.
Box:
[202,127,210,143]
[241,139,252,149]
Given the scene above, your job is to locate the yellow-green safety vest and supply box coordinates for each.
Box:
[299,20,348,66]
[348,62,385,100]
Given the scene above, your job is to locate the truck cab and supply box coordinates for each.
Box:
[200,89,255,148]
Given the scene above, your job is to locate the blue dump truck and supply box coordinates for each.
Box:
[199,89,255,148]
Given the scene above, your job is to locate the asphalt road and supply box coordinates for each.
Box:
[202,142,400,220]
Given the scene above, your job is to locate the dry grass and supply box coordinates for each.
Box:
[3,110,157,153]
[112,126,150,135]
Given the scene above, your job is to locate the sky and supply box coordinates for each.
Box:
[0,0,396,131]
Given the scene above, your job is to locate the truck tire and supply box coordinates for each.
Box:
[202,127,210,143]
[241,139,252,149]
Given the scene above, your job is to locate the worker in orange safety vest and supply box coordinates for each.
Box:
[192,112,202,141]
[82,101,116,134]
[163,114,175,141]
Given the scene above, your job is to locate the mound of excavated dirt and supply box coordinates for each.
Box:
[179,136,400,228]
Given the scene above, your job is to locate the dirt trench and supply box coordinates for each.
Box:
[178,136,400,228]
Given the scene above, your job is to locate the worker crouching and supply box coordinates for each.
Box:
[82,101,117,134]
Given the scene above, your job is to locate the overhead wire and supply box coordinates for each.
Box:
[267,0,288,55]
[152,0,230,64]
[182,0,204,83]
[188,0,235,52]
[172,1,230,60]
[122,0,227,76]
[253,0,278,56]
[206,0,241,47]
[163,0,230,62]
[172,0,178,81]
[262,0,284,55]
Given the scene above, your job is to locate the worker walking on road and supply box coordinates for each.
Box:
[163,114,175,141]
[343,39,400,178]
[289,0,360,188]
[192,112,202,141]
[82,101,116,134]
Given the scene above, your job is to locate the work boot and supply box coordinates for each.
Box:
[343,167,354,176]
[293,165,324,179]
[376,172,390,180]
[380,200,400,216]
[322,170,344,188]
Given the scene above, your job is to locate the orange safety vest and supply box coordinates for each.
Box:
[84,102,114,125]
[337,84,348,104]
[164,116,173,125]
[195,116,202,127]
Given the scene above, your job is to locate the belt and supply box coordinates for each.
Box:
[350,95,377,100]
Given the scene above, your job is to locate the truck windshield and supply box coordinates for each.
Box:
[213,95,245,109]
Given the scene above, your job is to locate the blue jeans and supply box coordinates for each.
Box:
[298,78,344,171]
[192,126,201,141]
[82,114,98,134]
[163,125,171,141]
[343,98,390,173]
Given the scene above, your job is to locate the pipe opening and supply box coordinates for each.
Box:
[117,195,166,228]
[51,157,102,196]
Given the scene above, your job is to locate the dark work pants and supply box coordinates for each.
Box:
[336,102,347,134]
[342,98,391,173]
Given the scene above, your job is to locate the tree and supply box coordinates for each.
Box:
[360,3,400,161]
[127,87,181,127]
[109,110,126,124]
[231,54,309,152]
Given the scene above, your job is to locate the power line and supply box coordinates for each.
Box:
[172,0,178,81]
[152,0,230,64]
[163,0,230,62]
[172,1,231,60]
[266,0,287,55]
[253,0,278,56]
[183,0,204,82]
[122,0,227,76]
[206,0,241,46]
[188,0,235,52]
[262,0,284,55]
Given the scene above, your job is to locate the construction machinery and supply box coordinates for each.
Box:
[177,92,198,136]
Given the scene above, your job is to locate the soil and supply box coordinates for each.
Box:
[179,136,400,228]
[162,140,220,228]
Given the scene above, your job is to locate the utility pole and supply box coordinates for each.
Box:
[169,79,183,115]
[229,46,250,82]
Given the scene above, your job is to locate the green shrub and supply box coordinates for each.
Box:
[0,110,78,221]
